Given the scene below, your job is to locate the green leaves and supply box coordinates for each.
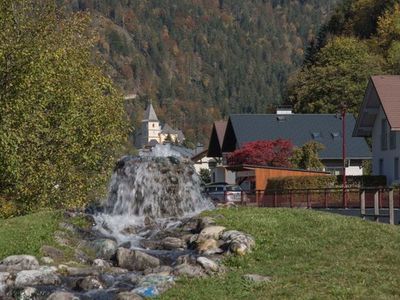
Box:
[0,1,128,214]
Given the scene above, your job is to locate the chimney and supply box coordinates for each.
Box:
[276,105,293,115]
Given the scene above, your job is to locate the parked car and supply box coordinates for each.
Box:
[204,183,246,203]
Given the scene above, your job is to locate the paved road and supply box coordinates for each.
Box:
[315,208,400,225]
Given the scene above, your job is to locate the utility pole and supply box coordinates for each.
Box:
[341,104,347,208]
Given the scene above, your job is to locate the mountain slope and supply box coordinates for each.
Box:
[64,0,339,143]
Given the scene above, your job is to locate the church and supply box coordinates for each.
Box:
[135,103,185,148]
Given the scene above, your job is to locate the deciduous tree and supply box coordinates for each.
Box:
[0,0,128,214]
[227,140,293,167]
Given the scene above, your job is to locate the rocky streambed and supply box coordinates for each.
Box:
[0,212,256,300]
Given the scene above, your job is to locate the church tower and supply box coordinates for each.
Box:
[142,102,161,146]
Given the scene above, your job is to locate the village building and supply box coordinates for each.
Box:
[353,75,400,185]
[135,102,185,148]
[208,108,372,183]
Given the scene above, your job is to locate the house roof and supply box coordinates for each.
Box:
[221,114,371,160]
[143,103,158,122]
[207,121,227,157]
[354,76,400,137]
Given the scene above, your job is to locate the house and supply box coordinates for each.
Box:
[207,121,236,184]
[135,102,185,148]
[208,108,371,177]
[353,75,400,185]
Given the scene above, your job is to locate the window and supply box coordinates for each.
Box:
[390,131,396,150]
[381,119,388,150]
[379,159,384,175]
[311,132,321,140]
[395,158,399,180]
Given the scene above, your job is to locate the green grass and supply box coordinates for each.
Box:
[160,208,400,300]
[0,211,62,259]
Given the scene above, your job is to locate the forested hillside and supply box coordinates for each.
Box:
[288,0,399,115]
[62,0,338,143]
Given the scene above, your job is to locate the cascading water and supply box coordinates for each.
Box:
[94,144,214,245]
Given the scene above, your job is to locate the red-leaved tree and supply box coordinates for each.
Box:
[227,139,293,167]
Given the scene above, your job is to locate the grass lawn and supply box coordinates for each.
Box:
[160,208,400,300]
[0,211,62,259]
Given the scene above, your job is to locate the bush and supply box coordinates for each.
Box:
[336,175,387,187]
[267,175,336,190]
[0,197,19,219]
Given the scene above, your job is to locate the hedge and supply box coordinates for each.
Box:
[267,175,337,190]
[336,175,387,187]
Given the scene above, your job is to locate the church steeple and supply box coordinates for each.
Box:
[143,102,158,122]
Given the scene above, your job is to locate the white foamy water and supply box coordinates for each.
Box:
[94,145,214,245]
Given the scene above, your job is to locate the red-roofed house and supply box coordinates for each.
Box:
[354,75,400,185]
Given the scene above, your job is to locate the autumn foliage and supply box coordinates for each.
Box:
[227,140,293,167]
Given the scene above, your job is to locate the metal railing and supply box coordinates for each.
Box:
[241,187,400,224]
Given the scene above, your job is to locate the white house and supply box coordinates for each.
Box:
[354,75,400,185]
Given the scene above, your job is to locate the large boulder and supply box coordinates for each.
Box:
[15,266,60,287]
[0,272,11,296]
[47,291,80,300]
[173,263,205,278]
[0,255,39,272]
[198,226,226,240]
[161,237,186,250]
[196,257,219,272]
[116,248,160,271]
[221,230,255,255]
[116,292,143,300]
[90,239,118,260]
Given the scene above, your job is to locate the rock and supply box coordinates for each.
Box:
[242,274,272,283]
[106,267,129,275]
[47,291,80,300]
[221,230,255,255]
[196,257,219,272]
[161,237,186,250]
[0,255,39,272]
[198,226,226,240]
[59,266,99,277]
[139,239,161,250]
[41,245,64,261]
[0,272,11,296]
[116,291,143,300]
[175,254,197,266]
[180,217,200,232]
[120,241,132,249]
[173,263,205,278]
[13,286,37,300]
[116,248,160,271]
[144,216,156,227]
[76,276,104,291]
[143,265,173,276]
[139,273,174,288]
[196,217,216,232]
[41,257,54,264]
[132,286,159,298]
[90,239,118,260]
[92,259,111,268]
[74,249,91,264]
[120,225,138,235]
[196,239,222,254]
[15,266,60,287]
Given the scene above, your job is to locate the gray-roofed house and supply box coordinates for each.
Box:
[209,107,371,175]
[353,75,400,185]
